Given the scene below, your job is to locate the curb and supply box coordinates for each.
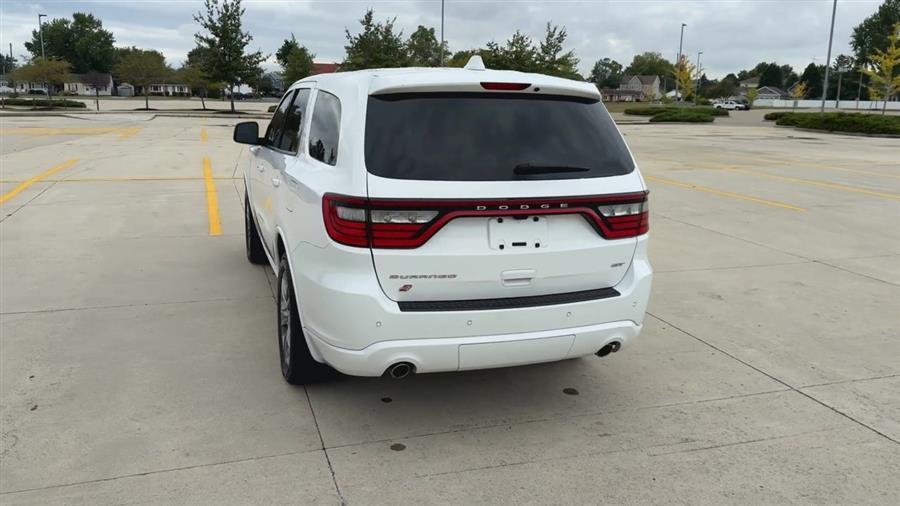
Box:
[773,124,900,139]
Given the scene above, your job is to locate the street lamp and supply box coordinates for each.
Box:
[440,0,445,67]
[38,14,47,60]
[695,50,703,105]
[675,23,686,101]
[820,0,837,112]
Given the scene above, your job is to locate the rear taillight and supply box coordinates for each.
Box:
[323,192,648,249]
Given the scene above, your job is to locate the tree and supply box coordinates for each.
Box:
[24,13,115,73]
[672,57,696,101]
[11,58,72,103]
[406,25,445,67]
[447,49,477,67]
[193,0,266,112]
[178,63,213,109]
[114,49,169,110]
[276,34,302,68]
[483,32,539,72]
[342,9,409,70]
[800,63,824,99]
[863,22,900,114]
[2,54,17,74]
[536,24,580,79]
[789,82,808,110]
[589,58,623,88]
[625,52,674,79]
[283,46,315,85]
[758,63,784,88]
[745,88,759,107]
[851,0,900,65]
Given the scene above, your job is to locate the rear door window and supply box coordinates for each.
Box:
[278,89,311,153]
[308,91,341,166]
[364,93,635,181]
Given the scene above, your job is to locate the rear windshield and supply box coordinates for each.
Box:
[364,93,634,181]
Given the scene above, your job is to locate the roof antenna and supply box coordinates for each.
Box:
[464,55,486,71]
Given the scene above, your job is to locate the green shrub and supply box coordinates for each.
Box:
[624,105,728,117]
[775,112,900,135]
[764,111,789,121]
[0,97,86,108]
[649,110,716,123]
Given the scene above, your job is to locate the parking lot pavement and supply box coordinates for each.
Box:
[1,115,898,504]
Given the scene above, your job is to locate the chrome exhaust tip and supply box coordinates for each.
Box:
[596,341,622,357]
[387,362,414,379]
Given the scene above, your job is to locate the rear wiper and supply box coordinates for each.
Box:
[513,164,591,175]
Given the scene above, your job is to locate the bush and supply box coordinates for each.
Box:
[764,111,789,121]
[0,97,86,108]
[775,112,900,135]
[649,110,716,123]
[624,105,728,117]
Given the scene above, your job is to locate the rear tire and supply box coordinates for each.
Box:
[245,193,267,265]
[277,255,336,385]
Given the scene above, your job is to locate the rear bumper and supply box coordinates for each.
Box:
[307,320,641,376]
[291,235,652,376]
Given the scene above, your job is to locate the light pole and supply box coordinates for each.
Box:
[440,0,445,67]
[38,14,47,60]
[820,0,837,112]
[695,50,703,105]
[675,23,686,101]
[38,13,49,100]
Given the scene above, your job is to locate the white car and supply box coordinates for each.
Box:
[714,100,749,110]
[234,57,652,384]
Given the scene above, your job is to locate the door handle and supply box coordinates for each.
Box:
[271,177,281,187]
[257,164,264,172]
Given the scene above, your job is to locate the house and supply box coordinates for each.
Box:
[738,77,759,92]
[0,74,48,94]
[619,75,662,101]
[145,83,190,96]
[756,86,788,100]
[117,83,135,97]
[310,61,340,75]
[62,73,114,96]
[601,88,644,102]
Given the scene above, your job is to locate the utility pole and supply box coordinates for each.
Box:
[675,23,686,102]
[820,0,837,112]
[695,50,703,105]
[38,13,49,101]
[440,0,445,67]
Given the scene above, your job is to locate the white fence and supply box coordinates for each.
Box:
[754,99,900,111]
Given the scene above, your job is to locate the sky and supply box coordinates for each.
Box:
[0,0,884,79]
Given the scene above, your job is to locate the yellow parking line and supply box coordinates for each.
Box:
[723,166,900,200]
[0,176,240,183]
[203,157,222,236]
[0,159,78,204]
[200,128,208,142]
[645,175,805,211]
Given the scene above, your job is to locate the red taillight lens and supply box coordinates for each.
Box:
[323,192,648,249]
[480,82,531,91]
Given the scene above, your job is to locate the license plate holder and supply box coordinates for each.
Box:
[488,216,549,250]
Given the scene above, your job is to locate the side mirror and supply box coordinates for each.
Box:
[233,121,260,145]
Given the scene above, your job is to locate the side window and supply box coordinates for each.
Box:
[265,90,295,146]
[308,91,341,166]
[277,89,311,153]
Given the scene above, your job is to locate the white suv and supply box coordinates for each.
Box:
[234,58,652,384]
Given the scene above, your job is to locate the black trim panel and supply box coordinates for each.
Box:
[397,287,620,312]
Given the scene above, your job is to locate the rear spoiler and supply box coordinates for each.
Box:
[369,80,601,101]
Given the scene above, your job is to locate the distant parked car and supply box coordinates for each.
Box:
[714,100,749,111]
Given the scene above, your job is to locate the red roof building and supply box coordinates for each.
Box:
[311,62,340,75]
